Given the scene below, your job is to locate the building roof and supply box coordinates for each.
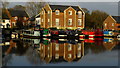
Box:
[112,16,120,23]
[36,14,40,18]
[8,9,29,17]
[49,5,82,12]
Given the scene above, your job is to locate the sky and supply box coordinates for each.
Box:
[7,2,119,16]
[1,0,120,2]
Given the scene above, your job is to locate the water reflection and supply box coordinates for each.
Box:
[2,37,119,66]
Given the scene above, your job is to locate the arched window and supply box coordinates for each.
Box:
[55,10,60,15]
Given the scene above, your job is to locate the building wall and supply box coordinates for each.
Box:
[44,4,52,28]
[1,19,10,28]
[103,16,120,31]
[76,12,84,29]
[39,4,85,29]
[64,7,76,29]
[10,17,29,28]
[40,8,46,28]
[52,12,64,29]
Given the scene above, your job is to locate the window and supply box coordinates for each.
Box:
[55,53,59,59]
[12,22,16,26]
[68,54,72,59]
[112,23,114,26]
[42,19,43,22]
[68,19,72,26]
[48,19,50,22]
[68,44,72,51]
[77,51,81,58]
[78,43,81,50]
[78,11,82,18]
[42,11,44,15]
[55,10,59,15]
[55,44,59,51]
[55,18,59,26]
[24,17,27,20]
[78,19,82,26]
[48,11,50,14]
[105,23,107,27]
[14,16,18,20]
[68,11,72,15]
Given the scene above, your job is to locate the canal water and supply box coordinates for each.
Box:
[2,37,120,66]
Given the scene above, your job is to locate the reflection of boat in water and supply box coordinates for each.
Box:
[103,37,118,51]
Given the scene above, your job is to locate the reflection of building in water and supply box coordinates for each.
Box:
[103,38,118,51]
[39,41,84,63]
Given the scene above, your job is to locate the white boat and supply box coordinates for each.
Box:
[22,29,41,38]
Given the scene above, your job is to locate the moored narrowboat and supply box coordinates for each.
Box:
[22,29,41,38]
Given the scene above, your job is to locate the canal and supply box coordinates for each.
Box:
[1,37,120,66]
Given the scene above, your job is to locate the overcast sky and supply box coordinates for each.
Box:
[1,0,120,2]
[8,2,118,16]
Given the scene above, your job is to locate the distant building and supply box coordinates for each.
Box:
[1,10,10,28]
[103,15,120,31]
[35,14,40,26]
[1,9,29,28]
[38,4,85,29]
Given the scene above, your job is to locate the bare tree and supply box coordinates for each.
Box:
[25,1,47,17]
[1,0,9,9]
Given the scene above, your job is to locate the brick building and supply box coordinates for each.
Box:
[38,4,85,29]
[103,15,120,31]
[1,9,29,28]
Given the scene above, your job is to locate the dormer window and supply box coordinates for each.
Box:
[68,11,72,15]
[55,10,59,15]
[78,11,82,18]
[14,16,18,20]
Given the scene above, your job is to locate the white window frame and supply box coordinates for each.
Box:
[68,11,72,15]
[55,10,59,15]
[78,11,82,18]
[68,19,72,26]
[112,23,114,26]
[42,19,43,22]
[14,16,18,20]
[48,19,50,22]
[68,54,72,59]
[24,17,27,20]
[48,11,50,14]
[55,44,59,51]
[105,23,107,27]
[68,44,72,51]
[55,18,59,26]
[77,51,81,58]
[55,53,59,59]
[78,19,82,26]
[78,43,81,50]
